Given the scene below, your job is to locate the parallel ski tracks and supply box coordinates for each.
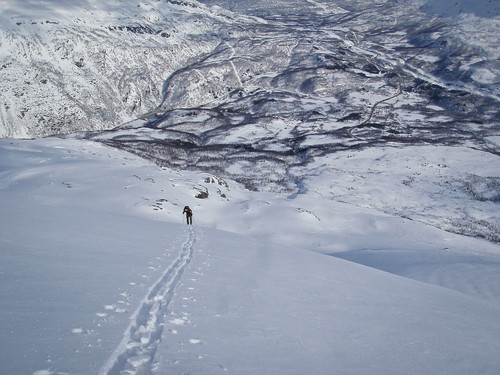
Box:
[99,227,195,375]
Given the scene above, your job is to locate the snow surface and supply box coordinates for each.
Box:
[1,137,500,374]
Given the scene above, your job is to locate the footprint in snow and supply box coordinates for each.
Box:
[127,354,151,367]
[169,317,188,326]
[103,303,128,313]
[33,370,68,375]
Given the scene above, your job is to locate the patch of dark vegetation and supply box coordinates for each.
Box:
[108,25,170,37]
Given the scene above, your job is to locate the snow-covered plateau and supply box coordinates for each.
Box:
[1,0,500,374]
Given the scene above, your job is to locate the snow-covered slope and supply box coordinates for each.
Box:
[1,137,500,375]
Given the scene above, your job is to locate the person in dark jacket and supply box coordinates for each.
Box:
[183,206,193,225]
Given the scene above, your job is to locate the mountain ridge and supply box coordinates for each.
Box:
[0,0,234,137]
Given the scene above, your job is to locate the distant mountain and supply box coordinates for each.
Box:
[82,0,500,185]
[0,0,236,137]
[1,0,498,139]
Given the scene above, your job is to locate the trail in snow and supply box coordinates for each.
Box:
[228,43,244,88]
[357,72,403,126]
[99,227,196,375]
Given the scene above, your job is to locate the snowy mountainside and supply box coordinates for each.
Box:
[1,0,499,138]
[0,0,233,137]
[1,0,500,242]
[82,0,500,242]
[1,2,500,373]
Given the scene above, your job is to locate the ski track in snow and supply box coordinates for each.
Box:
[99,227,195,375]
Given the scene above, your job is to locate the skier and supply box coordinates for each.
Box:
[183,206,193,225]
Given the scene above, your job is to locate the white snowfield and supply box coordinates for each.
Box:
[1,137,499,375]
